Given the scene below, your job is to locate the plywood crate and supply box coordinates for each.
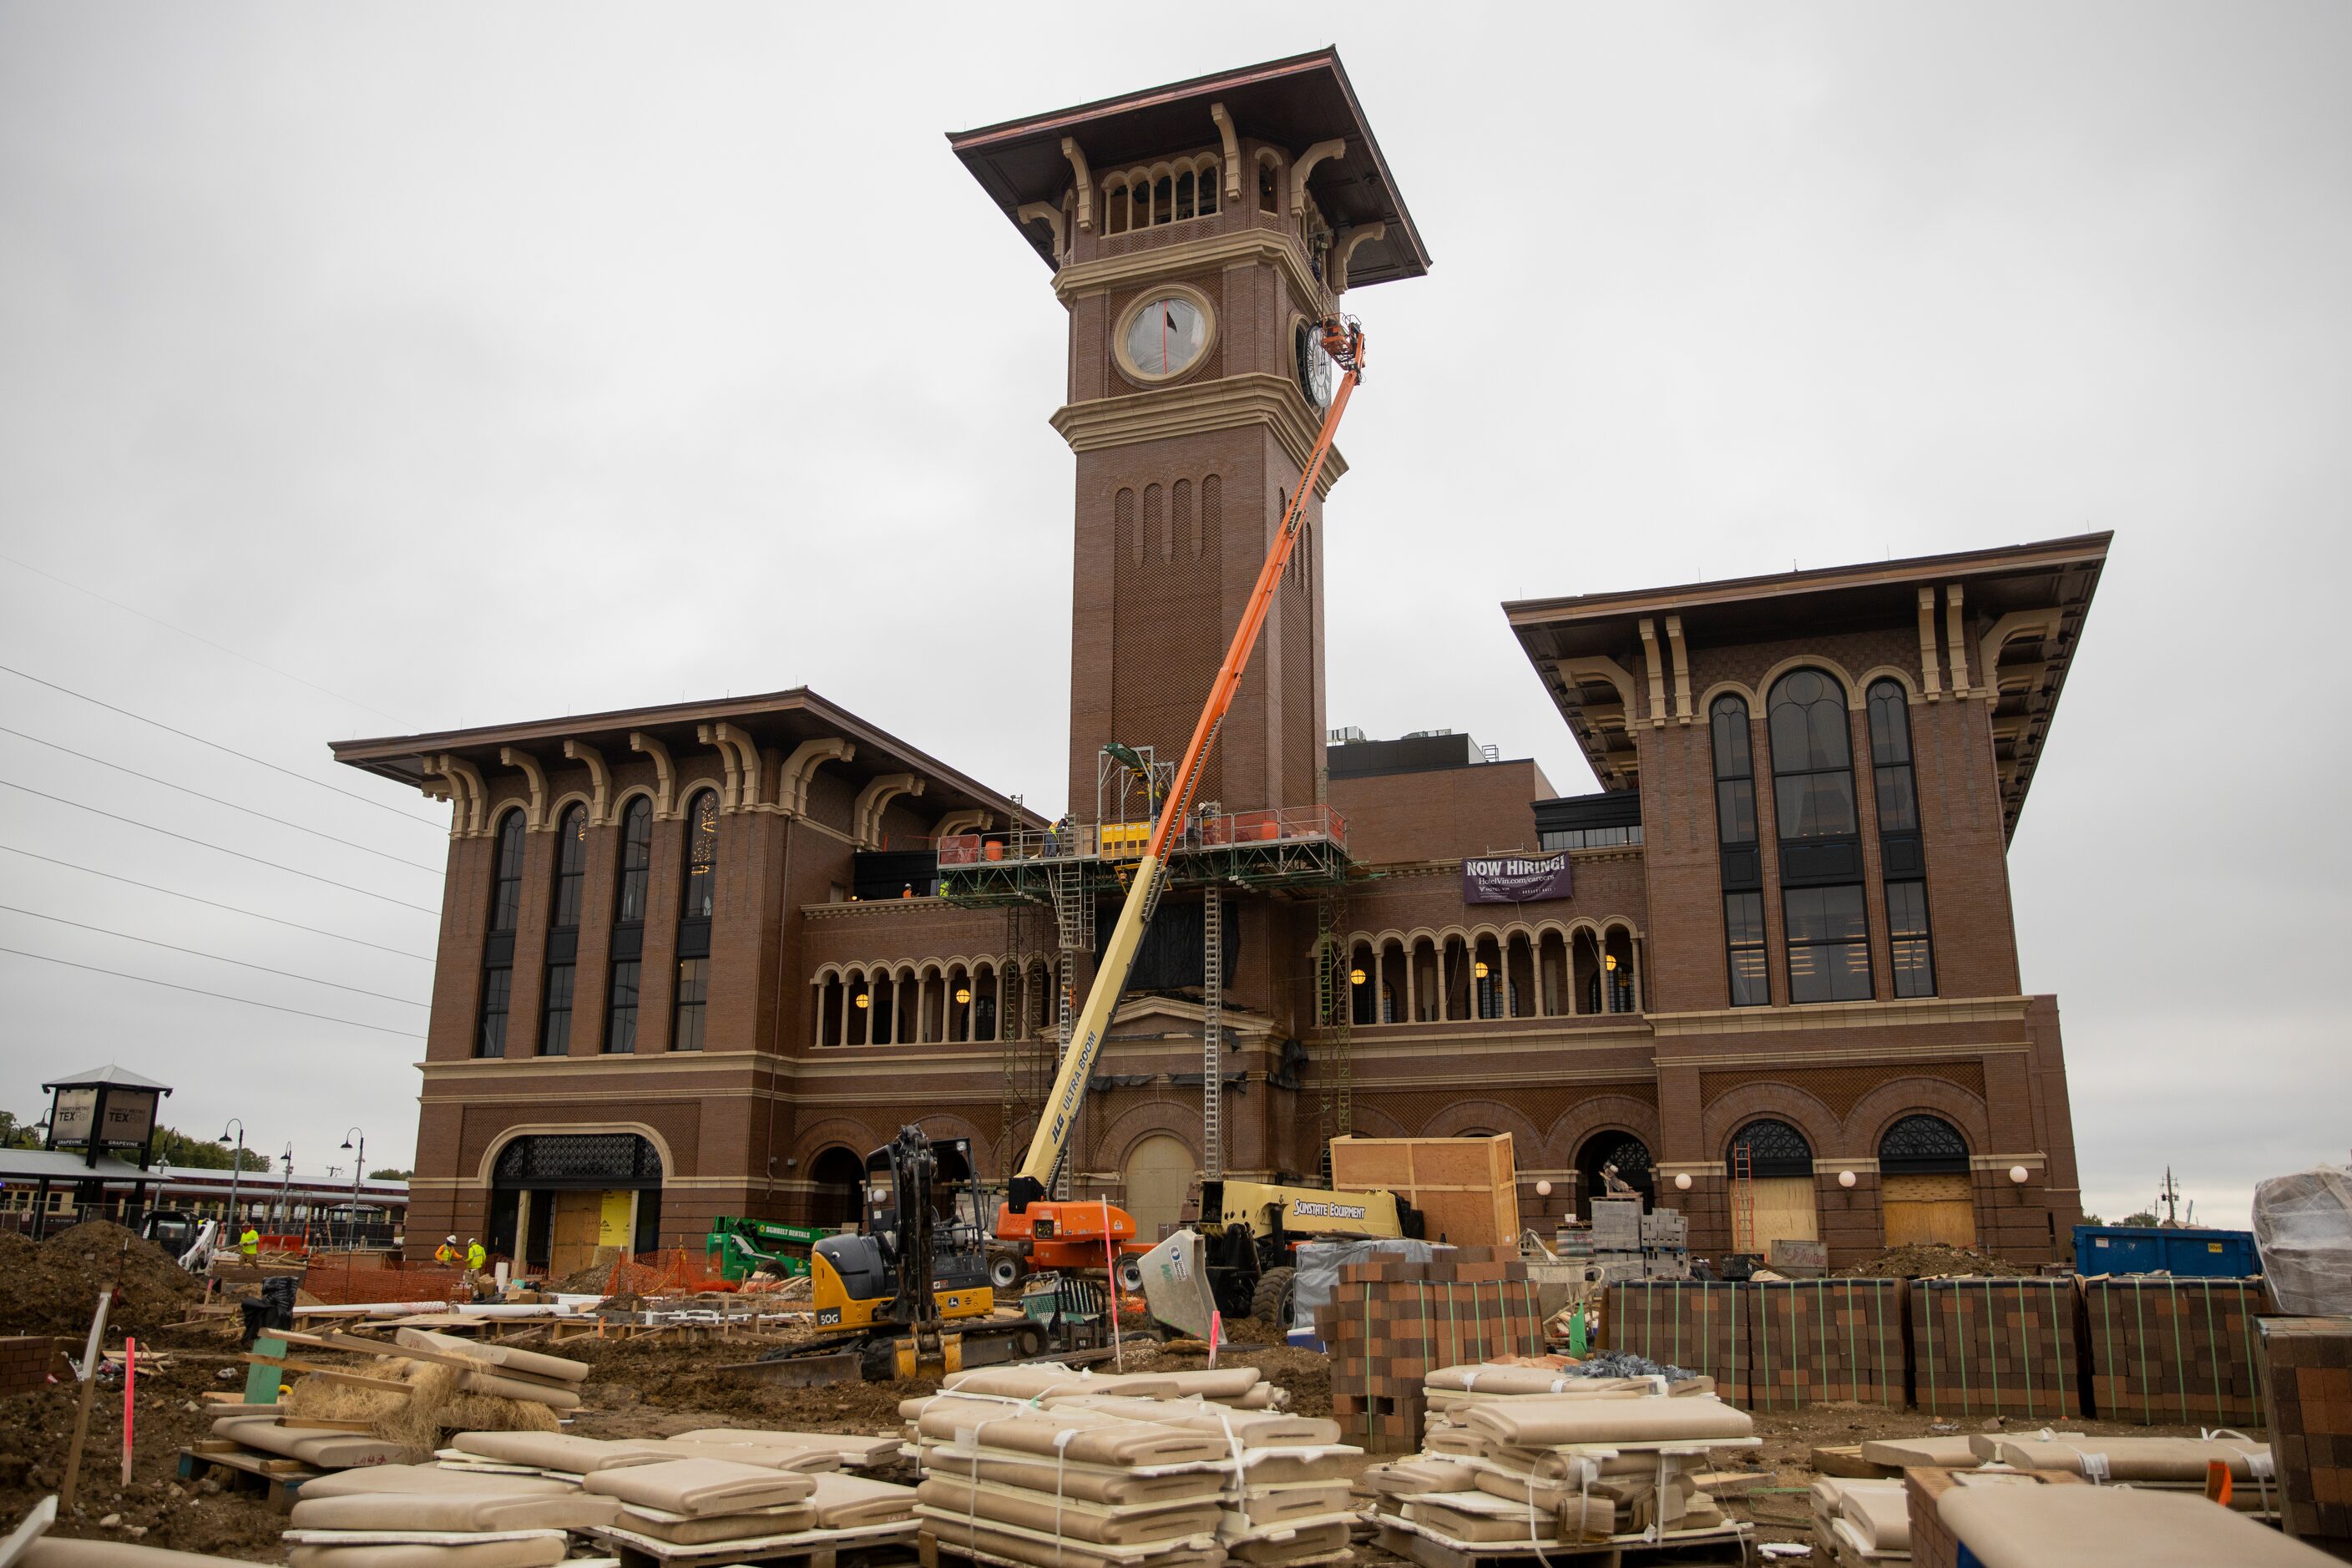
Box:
[2081,1277,2267,1424]
[1909,1278,2081,1419]
[2257,1313,2352,1548]
[1601,1280,1749,1403]
[1748,1278,1906,1411]
[1328,1134,1520,1247]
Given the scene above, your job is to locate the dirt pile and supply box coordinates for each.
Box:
[1834,1242,2031,1279]
[0,1222,205,1338]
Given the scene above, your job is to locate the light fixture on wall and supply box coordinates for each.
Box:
[2009,1166,2030,1185]
[1838,1170,1858,1188]
[1673,1171,1693,1191]
[1535,1180,1552,1196]
[1349,969,1365,985]
[1604,954,1618,971]
[956,988,972,1004]
[854,992,870,1009]
[1474,961,1490,979]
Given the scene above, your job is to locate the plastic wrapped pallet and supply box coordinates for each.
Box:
[2253,1165,2352,1314]
[2081,1277,2266,1424]
[1908,1279,2081,1420]
[1291,1238,1444,1335]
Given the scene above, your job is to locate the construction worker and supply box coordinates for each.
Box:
[465,1237,487,1272]
[435,1233,462,1266]
[238,1221,260,1258]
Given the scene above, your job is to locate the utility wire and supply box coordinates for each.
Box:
[0,663,442,827]
[0,777,440,914]
[0,903,428,1008]
[0,549,411,726]
[0,945,424,1038]
[0,843,432,961]
[0,725,441,873]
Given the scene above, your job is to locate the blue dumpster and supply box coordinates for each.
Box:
[2073,1224,2258,1277]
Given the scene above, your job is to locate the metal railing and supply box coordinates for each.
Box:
[938,803,1347,867]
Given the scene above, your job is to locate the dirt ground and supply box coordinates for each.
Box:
[0,1222,208,1338]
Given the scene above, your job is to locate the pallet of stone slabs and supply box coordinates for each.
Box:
[1598,1282,1749,1404]
[1907,1278,2080,1420]
[2081,1277,2266,1425]
[176,1443,322,1513]
[918,1541,1346,1568]
[1745,1279,1904,1414]
[589,1517,918,1568]
[1376,1515,1753,1568]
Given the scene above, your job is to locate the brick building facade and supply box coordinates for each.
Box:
[332,51,2096,1272]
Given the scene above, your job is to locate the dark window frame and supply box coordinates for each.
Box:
[1724,890,1769,1006]
[1710,694,1769,1006]
[614,796,653,924]
[1783,883,1873,1003]
[1729,1117,1813,1180]
[550,802,587,929]
[1868,680,1936,998]
[673,955,709,1052]
[605,959,640,1054]
[488,808,526,933]
[680,789,719,922]
[476,966,513,1058]
[1767,669,1860,841]
[540,961,574,1056]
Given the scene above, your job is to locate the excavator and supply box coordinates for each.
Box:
[996,317,1400,1315]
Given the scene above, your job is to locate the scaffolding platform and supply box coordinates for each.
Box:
[938,805,1352,908]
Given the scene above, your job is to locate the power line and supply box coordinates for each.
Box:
[0,550,411,726]
[0,944,424,1039]
[0,842,432,961]
[0,725,442,873]
[0,903,428,1008]
[0,663,443,827]
[0,777,440,914]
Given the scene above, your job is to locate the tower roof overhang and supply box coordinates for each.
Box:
[1504,533,2112,839]
[948,48,1430,286]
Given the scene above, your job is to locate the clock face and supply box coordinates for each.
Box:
[1293,318,1334,411]
[1122,296,1209,379]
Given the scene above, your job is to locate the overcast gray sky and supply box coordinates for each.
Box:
[1,3,2344,1225]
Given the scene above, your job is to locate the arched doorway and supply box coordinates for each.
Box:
[488,1132,664,1279]
[1727,1118,1818,1254]
[1122,1135,1195,1242]
[1879,1114,1975,1247]
[807,1146,865,1230]
[1576,1130,1653,1215]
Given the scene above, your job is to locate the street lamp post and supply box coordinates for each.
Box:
[220,1120,245,1246]
[340,1129,364,1251]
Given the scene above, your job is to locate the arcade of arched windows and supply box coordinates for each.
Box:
[1318,922,1647,1026]
[1100,155,1222,236]
[810,954,1057,1048]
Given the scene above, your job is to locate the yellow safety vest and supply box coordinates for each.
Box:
[466,1243,486,1269]
[239,1229,260,1256]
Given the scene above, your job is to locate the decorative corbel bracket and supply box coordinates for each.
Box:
[498,747,549,830]
[1060,137,1094,232]
[932,809,994,840]
[561,738,613,824]
[1290,139,1345,216]
[1208,103,1242,202]
[852,772,924,849]
[433,753,488,837]
[1328,222,1386,295]
[628,731,677,819]
[1016,201,1068,264]
[778,737,855,818]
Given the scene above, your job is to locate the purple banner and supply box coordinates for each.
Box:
[1463,852,1573,904]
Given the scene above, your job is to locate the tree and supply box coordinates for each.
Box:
[149,1126,270,1171]
[368,1168,413,1181]
[2078,1211,2102,1227]
[2117,1210,2159,1227]
[0,1110,40,1150]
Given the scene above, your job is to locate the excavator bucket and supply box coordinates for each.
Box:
[1135,1229,1215,1338]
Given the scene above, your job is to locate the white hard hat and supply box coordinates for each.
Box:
[446,1234,458,1244]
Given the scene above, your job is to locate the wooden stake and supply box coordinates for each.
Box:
[58,1263,119,1513]
[122,1336,136,1486]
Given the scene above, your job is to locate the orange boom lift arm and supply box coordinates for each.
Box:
[1007,316,1367,1212]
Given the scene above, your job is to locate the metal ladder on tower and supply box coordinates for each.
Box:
[1046,861,1096,1201]
[1201,891,1223,1181]
[1313,891,1353,1168]
[1731,1139,1756,1256]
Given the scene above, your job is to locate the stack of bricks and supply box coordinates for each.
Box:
[1746,1278,1906,1412]
[1601,1280,1749,1403]
[2081,1277,2267,1424]
[1328,1246,1545,1453]
[0,1336,66,1399]
[2257,1314,2352,1550]
[1903,1465,2082,1568]
[1909,1279,2080,1419]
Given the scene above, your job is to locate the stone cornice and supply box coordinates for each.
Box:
[1646,994,2035,1038]
[1051,374,1348,497]
[1053,227,1328,317]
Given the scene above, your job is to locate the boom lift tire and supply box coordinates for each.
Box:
[1251,1265,1297,1328]
[988,1249,1025,1292]
[1115,1254,1146,1294]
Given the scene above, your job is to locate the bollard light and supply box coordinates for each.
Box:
[1838,1170,1857,1188]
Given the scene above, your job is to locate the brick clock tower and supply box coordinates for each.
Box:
[952,51,1429,817]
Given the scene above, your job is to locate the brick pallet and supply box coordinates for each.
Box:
[1747,1279,1905,1412]
[0,1335,67,1399]
[1328,1248,1547,1452]
[1601,1281,1748,1404]
[1909,1279,2079,1420]
[1903,1465,2081,1568]
[2081,1277,2266,1425]
[2257,1313,2352,1550]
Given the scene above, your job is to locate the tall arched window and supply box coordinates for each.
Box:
[541,803,586,1056]
[673,789,718,1051]
[1768,670,1871,1003]
[478,808,526,1058]
[605,796,653,1054]
[1868,680,1935,997]
[1710,695,1767,1006]
[1729,1118,1813,1178]
[1879,1113,1969,1173]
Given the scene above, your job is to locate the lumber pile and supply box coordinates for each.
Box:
[1363,1368,1758,1552]
[1328,1248,1550,1451]
[908,1365,1358,1568]
[1810,1476,1909,1567]
[1908,1280,2079,1419]
[1597,1281,1749,1404]
[286,1462,619,1568]
[1748,1278,1904,1411]
[2080,1277,2265,1424]
[2258,1313,2352,1551]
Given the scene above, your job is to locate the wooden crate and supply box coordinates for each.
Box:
[2081,1277,2266,1424]
[1328,1136,1520,1247]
